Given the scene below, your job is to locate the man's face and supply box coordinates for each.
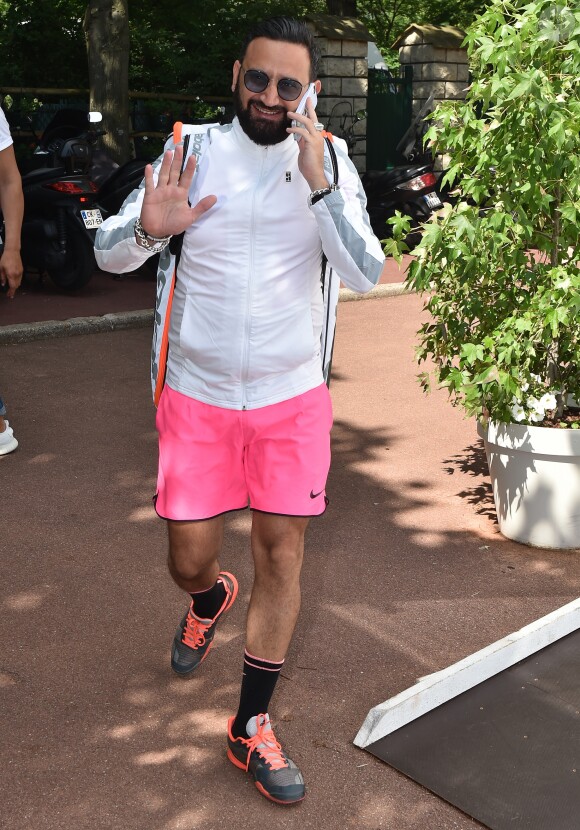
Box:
[232,37,320,146]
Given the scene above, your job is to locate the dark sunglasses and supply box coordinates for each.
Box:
[242,67,306,102]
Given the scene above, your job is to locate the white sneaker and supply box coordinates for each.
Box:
[0,420,18,455]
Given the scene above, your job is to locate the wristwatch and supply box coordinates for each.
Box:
[134,217,171,253]
[308,183,340,206]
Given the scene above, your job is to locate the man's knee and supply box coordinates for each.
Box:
[166,518,224,582]
[167,547,211,582]
[262,545,304,582]
[252,514,309,578]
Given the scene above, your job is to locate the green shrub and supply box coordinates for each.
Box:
[389,0,580,426]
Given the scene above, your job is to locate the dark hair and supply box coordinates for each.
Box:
[239,17,321,81]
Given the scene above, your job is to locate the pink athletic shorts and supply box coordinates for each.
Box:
[154,383,333,521]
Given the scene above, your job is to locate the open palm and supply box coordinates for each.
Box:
[140,145,216,238]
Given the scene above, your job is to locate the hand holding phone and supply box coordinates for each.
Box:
[291,83,318,140]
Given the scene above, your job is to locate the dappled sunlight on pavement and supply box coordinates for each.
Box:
[1,294,579,829]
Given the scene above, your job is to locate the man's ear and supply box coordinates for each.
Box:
[315,80,322,94]
[232,60,241,92]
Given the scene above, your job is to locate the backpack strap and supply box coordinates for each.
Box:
[323,133,339,186]
[169,122,194,256]
[320,134,340,386]
[153,122,209,406]
[153,276,176,407]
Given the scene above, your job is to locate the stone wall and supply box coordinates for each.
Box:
[306,15,372,172]
[302,19,470,172]
[394,24,469,115]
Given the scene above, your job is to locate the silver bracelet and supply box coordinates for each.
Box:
[134,217,171,253]
[308,183,340,207]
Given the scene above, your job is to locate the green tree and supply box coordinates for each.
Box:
[84,0,130,164]
[127,0,326,95]
[0,0,491,95]
[357,0,490,60]
[0,0,492,162]
[0,0,88,87]
[390,0,580,425]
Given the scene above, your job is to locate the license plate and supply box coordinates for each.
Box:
[81,209,103,229]
[424,192,443,209]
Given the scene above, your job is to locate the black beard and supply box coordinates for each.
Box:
[233,80,290,146]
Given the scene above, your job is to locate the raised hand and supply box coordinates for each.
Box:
[139,145,216,239]
[287,97,328,193]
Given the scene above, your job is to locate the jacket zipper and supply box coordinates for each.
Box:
[240,150,267,409]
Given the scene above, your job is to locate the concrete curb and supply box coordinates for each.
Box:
[0,281,413,346]
[0,309,154,345]
[339,281,413,303]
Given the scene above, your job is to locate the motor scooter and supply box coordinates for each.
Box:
[14,108,153,290]
[32,108,152,219]
[19,164,101,291]
[13,110,106,290]
[360,96,443,247]
[4,109,104,290]
[361,163,442,247]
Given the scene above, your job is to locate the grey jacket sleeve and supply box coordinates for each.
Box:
[310,138,384,293]
[94,145,171,274]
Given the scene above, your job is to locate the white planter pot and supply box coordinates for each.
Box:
[477,421,580,549]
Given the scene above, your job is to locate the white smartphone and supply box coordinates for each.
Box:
[292,83,318,139]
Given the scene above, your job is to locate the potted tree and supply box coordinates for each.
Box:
[387,0,580,548]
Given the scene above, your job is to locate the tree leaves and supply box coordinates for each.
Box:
[387,0,580,424]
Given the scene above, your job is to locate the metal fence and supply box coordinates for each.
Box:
[366,66,413,170]
[0,87,231,163]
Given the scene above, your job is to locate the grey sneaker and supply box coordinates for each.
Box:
[227,713,306,805]
[0,421,18,456]
[171,571,238,676]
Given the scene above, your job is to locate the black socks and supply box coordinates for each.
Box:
[187,584,284,739]
[189,577,227,620]
[231,650,284,739]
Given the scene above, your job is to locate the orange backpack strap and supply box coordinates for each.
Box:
[153,267,176,407]
[152,123,210,406]
[152,122,188,406]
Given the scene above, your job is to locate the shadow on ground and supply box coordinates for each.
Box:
[2,298,579,830]
[443,442,497,523]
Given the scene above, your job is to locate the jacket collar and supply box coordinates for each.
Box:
[231,116,296,159]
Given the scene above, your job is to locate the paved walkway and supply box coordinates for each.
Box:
[1,271,579,830]
[0,257,409,345]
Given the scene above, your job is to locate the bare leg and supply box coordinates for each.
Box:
[246,512,309,662]
[167,516,225,594]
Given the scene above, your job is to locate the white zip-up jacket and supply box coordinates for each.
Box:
[95,118,384,409]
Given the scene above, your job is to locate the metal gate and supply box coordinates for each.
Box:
[366,66,413,170]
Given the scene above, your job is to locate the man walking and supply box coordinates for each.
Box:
[95,17,384,804]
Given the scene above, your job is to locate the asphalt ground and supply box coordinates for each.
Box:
[1,268,580,830]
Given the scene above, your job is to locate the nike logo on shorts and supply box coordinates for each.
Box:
[310,489,324,499]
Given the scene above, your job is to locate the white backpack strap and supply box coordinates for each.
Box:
[321,260,339,386]
[173,121,212,172]
[320,135,340,385]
